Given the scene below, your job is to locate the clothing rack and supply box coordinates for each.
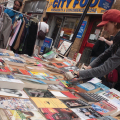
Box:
[0,4,37,19]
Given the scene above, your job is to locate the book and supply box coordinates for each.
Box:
[0,52,9,56]
[24,88,55,98]
[60,66,80,72]
[95,83,110,94]
[11,68,32,78]
[16,76,47,85]
[64,72,75,80]
[91,101,117,116]
[0,74,15,79]
[61,99,90,108]
[43,51,57,59]
[30,71,60,84]
[30,98,68,108]
[49,90,68,98]
[61,91,78,99]
[0,109,46,120]
[0,97,37,111]
[0,66,11,74]
[71,108,103,120]
[48,84,68,91]
[3,57,25,67]
[59,80,71,87]
[97,116,117,120]
[76,93,108,103]
[21,80,48,90]
[88,77,102,84]
[99,88,120,112]
[0,59,5,68]
[0,77,24,90]
[52,62,70,68]
[40,108,79,120]
[54,74,65,80]
[30,71,48,80]
[0,88,29,98]
[75,82,100,93]
[0,49,14,56]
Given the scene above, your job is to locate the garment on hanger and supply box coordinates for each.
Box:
[0,12,12,48]
[23,20,38,56]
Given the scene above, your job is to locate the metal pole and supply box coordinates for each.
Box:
[71,0,93,42]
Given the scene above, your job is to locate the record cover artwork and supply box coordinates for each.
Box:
[48,84,68,91]
[0,97,37,111]
[24,88,55,98]
[71,108,102,119]
[62,99,89,108]
[0,88,29,98]
[40,108,79,120]
[0,109,46,120]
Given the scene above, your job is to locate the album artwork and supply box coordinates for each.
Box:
[0,109,46,120]
[62,99,90,108]
[31,98,67,108]
[24,88,55,98]
[71,108,102,119]
[48,84,68,91]
[60,66,80,72]
[40,108,79,120]
[0,97,37,111]
[0,88,29,98]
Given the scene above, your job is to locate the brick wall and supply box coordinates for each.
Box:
[68,16,90,59]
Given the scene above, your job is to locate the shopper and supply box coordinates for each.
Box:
[90,28,111,62]
[35,17,49,55]
[4,0,23,24]
[71,9,120,89]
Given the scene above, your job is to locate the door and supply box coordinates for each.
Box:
[79,17,102,65]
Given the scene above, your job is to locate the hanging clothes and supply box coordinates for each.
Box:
[23,20,38,56]
[13,18,25,50]
[8,17,38,56]
[0,13,12,48]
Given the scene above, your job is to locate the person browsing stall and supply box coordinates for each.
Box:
[71,9,120,89]
[34,17,49,55]
[4,0,23,24]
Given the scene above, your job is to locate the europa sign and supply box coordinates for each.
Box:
[47,0,114,14]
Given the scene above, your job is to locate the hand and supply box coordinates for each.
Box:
[98,37,106,41]
[71,71,79,77]
[83,65,92,70]
[70,78,81,83]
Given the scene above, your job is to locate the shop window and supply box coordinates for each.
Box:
[88,21,102,44]
[60,17,79,41]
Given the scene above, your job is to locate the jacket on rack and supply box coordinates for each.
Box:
[0,13,12,48]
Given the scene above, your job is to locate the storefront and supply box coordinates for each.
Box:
[46,0,114,64]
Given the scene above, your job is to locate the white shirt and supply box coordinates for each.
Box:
[38,22,49,33]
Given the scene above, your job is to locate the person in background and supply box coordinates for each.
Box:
[90,29,113,62]
[71,9,120,90]
[34,17,49,55]
[4,0,23,24]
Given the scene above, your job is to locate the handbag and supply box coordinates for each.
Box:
[38,22,46,40]
[106,69,118,83]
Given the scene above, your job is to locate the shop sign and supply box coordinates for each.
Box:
[98,0,114,10]
[77,21,87,39]
[40,37,53,53]
[47,0,114,14]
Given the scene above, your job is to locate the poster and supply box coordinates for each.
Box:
[98,0,114,10]
[40,37,53,53]
[77,21,87,39]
